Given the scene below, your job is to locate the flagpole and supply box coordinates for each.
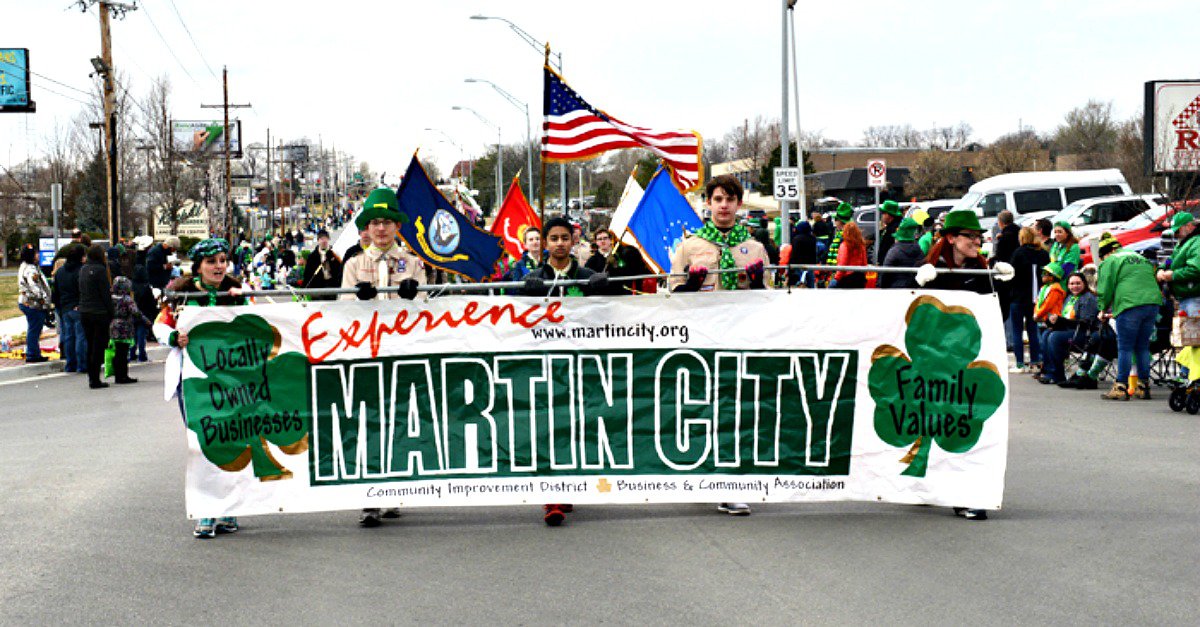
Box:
[539,44,550,228]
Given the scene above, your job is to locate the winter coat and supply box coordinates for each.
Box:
[145,244,172,289]
[110,277,152,341]
[1008,244,1050,307]
[992,223,1021,265]
[77,261,114,316]
[302,247,344,289]
[18,261,52,310]
[926,254,994,295]
[879,241,925,289]
[1096,249,1162,317]
[523,258,598,297]
[1167,231,1200,300]
[52,259,84,312]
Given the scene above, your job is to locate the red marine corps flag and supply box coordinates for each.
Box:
[490,176,541,260]
[542,66,703,192]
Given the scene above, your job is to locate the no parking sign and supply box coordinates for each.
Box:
[867,159,887,188]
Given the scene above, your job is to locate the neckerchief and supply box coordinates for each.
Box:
[1062,294,1079,320]
[194,278,220,307]
[694,221,751,290]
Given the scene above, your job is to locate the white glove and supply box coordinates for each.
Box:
[915,264,938,287]
[993,261,1015,282]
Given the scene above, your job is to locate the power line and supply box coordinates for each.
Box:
[165,0,218,80]
[0,59,94,97]
[137,0,196,84]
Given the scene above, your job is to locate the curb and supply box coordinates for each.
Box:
[0,345,172,384]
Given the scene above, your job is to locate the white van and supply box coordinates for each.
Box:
[953,169,1132,231]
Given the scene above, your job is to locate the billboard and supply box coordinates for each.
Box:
[1145,80,1200,174]
[0,48,34,113]
[172,120,242,158]
[283,144,309,163]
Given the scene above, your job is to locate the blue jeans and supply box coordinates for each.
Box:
[1008,302,1040,367]
[1042,329,1078,382]
[60,309,86,372]
[128,321,149,362]
[1115,304,1157,382]
[18,303,46,361]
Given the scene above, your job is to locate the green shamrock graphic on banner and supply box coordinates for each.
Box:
[183,314,310,480]
[868,296,1005,477]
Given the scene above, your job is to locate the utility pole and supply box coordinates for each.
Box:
[82,1,137,242]
[201,66,250,242]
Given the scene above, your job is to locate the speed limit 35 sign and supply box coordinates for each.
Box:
[773,167,801,200]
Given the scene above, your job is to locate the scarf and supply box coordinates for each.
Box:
[194,278,220,307]
[694,221,751,290]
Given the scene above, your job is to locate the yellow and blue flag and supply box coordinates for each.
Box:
[395,155,503,281]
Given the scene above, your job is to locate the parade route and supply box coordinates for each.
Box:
[1,366,1195,625]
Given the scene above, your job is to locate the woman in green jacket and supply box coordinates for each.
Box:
[1095,233,1162,400]
[1049,221,1081,286]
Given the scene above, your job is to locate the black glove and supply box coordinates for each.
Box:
[355,281,378,301]
[397,278,419,301]
[586,272,609,294]
[524,275,546,296]
[675,265,708,292]
[746,259,766,290]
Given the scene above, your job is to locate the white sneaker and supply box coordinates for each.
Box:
[1009,366,1027,374]
[717,503,752,516]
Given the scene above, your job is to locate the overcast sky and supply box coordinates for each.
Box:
[3,0,1196,178]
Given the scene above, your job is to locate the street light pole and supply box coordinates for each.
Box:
[465,79,533,203]
[469,14,566,216]
[452,106,502,215]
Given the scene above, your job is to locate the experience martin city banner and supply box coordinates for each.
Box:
[176,290,1009,518]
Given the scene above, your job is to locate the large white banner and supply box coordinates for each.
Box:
[176,290,1010,518]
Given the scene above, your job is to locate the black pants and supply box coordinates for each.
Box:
[111,340,129,381]
[81,312,111,386]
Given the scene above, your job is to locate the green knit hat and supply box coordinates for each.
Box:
[355,187,407,230]
[835,202,854,222]
[894,217,920,242]
[188,237,230,261]
[1053,220,1073,233]
[1043,261,1064,280]
[942,210,984,233]
[1169,212,1194,234]
[1097,231,1122,258]
[880,200,903,217]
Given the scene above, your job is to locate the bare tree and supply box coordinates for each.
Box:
[1054,99,1118,169]
[134,76,200,236]
[976,130,1051,179]
[905,150,964,199]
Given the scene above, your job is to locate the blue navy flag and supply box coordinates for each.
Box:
[395,156,503,282]
[625,168,703,272]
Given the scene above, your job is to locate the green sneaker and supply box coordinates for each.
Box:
[193,518,216,539]
[216,517,239,534]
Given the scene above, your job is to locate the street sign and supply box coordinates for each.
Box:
[773,167,801,201]
[867,159,887,188]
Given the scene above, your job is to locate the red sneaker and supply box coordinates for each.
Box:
[543,505,565,527]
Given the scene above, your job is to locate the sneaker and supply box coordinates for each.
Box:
[1057,375,1084,389]
[216,517,239,533]
[1102,382,1130,400]
[380,508,401,519]
[193,518,216,539]
[954,508,988,521]
[717,503,752,516]
[543,505,565,527]
[359,509,381,528]
[1009,366,1027,374]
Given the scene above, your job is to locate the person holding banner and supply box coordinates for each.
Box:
[667,175,769,295]
[914,211,1013,521]
[338,187,423,527]
[666,175,766,516]
[156,238,247,538]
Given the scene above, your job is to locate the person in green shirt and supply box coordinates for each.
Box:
[1095,232,1162,400]
[1049,221,1081,286]
[1157,212,1200,315]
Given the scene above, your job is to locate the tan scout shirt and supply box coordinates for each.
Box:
[340,243,425,300]
[667,234,770,291]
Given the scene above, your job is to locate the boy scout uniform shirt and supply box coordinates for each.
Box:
[339,244,424,300]
[668,235,770,291]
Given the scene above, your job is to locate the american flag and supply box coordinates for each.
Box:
[542,67,703,192]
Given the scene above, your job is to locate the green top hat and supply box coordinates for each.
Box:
[880,200,903,217]
[942,210,984,233]
[355,187,407,230]
[835,202,854,222]
[894,217,920,242]
[1169,212,1194,234]
[1043,261,1064,280]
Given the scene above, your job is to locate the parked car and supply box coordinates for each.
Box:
[905,199,959,223]
[1048,194,1161,240]
[1078,200,1200,265]
[953,169,1132,233]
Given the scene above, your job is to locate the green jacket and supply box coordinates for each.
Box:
[918,231,933,255]
[1050,241,1081,286]
[1096,250,1161,317]
[1168,232,1200,299]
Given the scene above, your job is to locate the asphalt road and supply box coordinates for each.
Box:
[1,364,1196,625]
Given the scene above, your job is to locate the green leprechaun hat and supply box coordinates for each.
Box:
[942,210,984,233]
[835,202,854,222]
[880,199,903,217]
[894,217,920,242]
[355,187,407,230]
